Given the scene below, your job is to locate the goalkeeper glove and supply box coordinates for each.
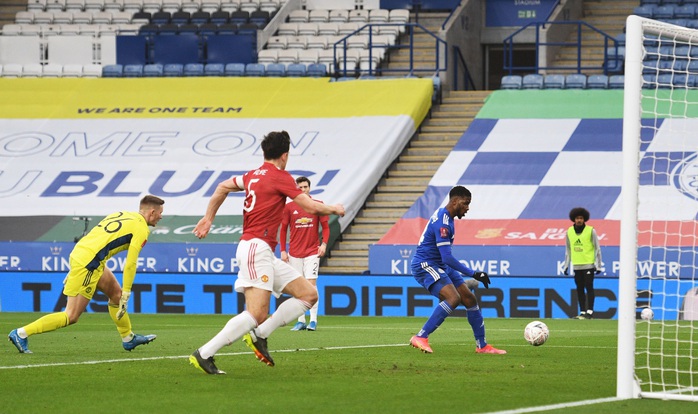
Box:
[472,271,490,289]
[563,267,569,276]
[116,290,131,320]
[595,268,602,275]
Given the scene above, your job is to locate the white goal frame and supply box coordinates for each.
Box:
[619,15,698,402]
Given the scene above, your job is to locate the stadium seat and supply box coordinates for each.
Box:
[123,64,144,77]
[224,62,246,76]
[171,11,191,25]
[286,63,307,77]
[656,73,673,88]
[654,5,676,20]
[675,5,696,19]
[565,74,587,89]
[163,63,184,76]
[245,63,265,76]
[82,64,102,77]
[22,63,43,77]
[183,63,205,76]
[152,11,172,25]
[587,74,609,89]
[143,63,164,77]
[204,63,225,76]
[211,11,230,25]
[634,5,656,18]
[500,75,522,89]
[522,74,544,89]
[307,63,327,77]
[102,64,123,77]
[265,63,286,77]
[543,74,565,89]
[191,11,211,25]
[608,75,625,89]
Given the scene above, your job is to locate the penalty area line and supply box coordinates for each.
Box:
[477,396,622,414]
[0,343,409,370]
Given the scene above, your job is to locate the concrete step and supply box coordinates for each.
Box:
[371,190,423,200]
[403,146,452,157]
[409,139,457,148]
[319,265,367,274]
[418,125,468,134]
[331,249,372,258]
[381,176,432,186]
[416,132,464,140]
[333,240,370,251]
[359,208,408,219]
[323,257,368,268]
[366,199,416,209]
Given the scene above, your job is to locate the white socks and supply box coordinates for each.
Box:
[256,297,312,338]
[199,311,257,359]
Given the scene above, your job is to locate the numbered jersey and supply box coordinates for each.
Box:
[69,211,149,271]
[240,161,303,250]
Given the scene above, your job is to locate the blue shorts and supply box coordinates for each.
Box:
[412,263,465,297]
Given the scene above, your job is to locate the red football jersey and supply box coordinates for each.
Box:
[239,162,303,250]
[280,199,330,257]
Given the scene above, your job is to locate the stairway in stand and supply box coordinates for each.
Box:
[320,90,491,274]
[548,0,637,74]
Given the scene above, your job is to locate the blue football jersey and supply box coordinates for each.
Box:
[411,207,454,268]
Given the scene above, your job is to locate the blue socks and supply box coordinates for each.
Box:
[467,305,487,348]
[417,301,453,337]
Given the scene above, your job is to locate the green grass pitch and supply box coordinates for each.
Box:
[0,313,694,414]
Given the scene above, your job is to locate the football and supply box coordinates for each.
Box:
[524,321,549,346]
[641,308,654,321]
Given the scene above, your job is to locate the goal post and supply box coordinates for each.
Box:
[619,15,698,402]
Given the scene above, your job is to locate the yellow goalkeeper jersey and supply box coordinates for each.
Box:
[69,211,149,292]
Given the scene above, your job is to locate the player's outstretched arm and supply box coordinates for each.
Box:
[194,176,243,239]
[293,193,345,217]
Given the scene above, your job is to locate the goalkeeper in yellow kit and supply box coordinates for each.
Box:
[8,195,165,354]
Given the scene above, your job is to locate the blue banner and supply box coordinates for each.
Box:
[486,0,559,27]
[0,272,693,320]
[369,244,687,280]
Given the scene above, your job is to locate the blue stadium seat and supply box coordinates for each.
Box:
[217,23,238,34]
[543,74,565,89]
[286,63,307,77]
[171,11,191,25]
[199,23,219,35]
[163,63,184,76]
[230,10,249,24]
[634,5,656,18]
[123,64,144,77]
[191,11,211,25]
[139,23,160,35]
[675,5,696,19]
[143,63,164,77]
[245,63,265,76]
[204,63,225,76]
[238,23,258,35]
[102,64,123,77]
[654,5,675,20]
[210,11,229,25]
[565,74,587,89]
[672,73,690,87]
[224,62,246,76]
[657,73,673,89]
[587,74,609,89]
[307,63,327,77]
[250,10,270,28]
[178,24,199,34]
[500,75,522,89]
[522,74,544,89]
[151,11,171,25]
[265,63,286,77]
[183,63,205,76]
[608,75,625,89]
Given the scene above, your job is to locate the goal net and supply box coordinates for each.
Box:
[619,15,698,401]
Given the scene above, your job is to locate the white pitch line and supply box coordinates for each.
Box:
[477,396,622,414]
[0,343,408,370]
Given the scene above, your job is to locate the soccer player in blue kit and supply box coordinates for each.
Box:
[409,186,506,355]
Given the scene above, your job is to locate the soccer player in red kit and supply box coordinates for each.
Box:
[189,130,345,375]
[280,176,330,332]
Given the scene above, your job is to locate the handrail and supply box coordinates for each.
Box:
[451,45,475,90]
[503,20,620,76]
[331,22,448,79]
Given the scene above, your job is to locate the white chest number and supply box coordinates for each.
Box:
[243,178,260,212]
